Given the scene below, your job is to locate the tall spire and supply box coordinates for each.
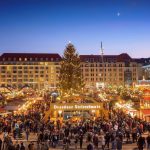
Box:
[101,41,104,55]
[100,41,105,87]
[100,41,104,63]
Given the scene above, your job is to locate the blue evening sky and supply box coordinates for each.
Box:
[0,0,150,58]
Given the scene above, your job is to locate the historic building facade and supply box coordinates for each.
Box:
[80,53,142,88]
[0,53,61,89]
[0,52,145,90]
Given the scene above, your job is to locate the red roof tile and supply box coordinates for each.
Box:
[0,53,61,62]
[80,53,134,62]
[116,53,132,62]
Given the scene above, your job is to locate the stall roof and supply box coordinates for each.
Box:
[141,109,150,116]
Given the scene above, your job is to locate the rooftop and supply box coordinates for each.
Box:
[0,53,61,62]
[80,53,133,62]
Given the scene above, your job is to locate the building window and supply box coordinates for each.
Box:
[90,64,94,67]
[85,64,89,67]
[91,69,94,72]
[18,71,22,74]
[90,58,94,62]
[113,64,116,67]
[99,64,102,67]
[119,64,122,67]
[18,66,22,69]
[133,64,136,67]
[29,66,33,69]
[35,75,38,78]
[24,66,28,69]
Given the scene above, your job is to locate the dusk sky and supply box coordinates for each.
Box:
[0,0,150,58]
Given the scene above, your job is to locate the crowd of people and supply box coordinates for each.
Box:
[0,97,150,150]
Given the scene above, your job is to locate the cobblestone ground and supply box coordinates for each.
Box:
[0,132,149,150]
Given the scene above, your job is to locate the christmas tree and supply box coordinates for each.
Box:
[59,43,84,96]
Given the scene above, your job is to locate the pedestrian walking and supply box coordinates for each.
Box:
[100,134,105,150]
[87,142,94,150]
[0,138,2,150]
[93,134,99,149]
[20,142,25,150]
[74,134,78,149]
[79,133,84,149]
[146,134,150,150]
[117,137,122,150]
[26,128,30,141]
[137,135,145,150]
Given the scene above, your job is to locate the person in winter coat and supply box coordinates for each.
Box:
[146,134,150,150]
[111,137,117,150]
[105,132,110,149]
[117,137,122,150]
[74,134,78,149]
[93,134,99,149]
[20,142,25,150]
[0,138,2,150]
[79,134,84,149]
[100,134,105,150]
[137,135,145,150]
[87,142,94,150]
